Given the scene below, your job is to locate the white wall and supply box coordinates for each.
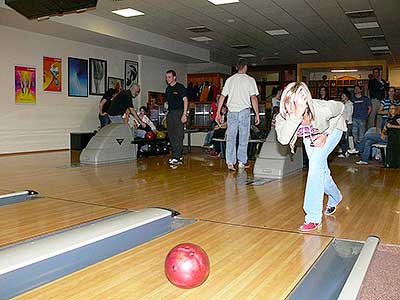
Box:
[0,25,187,154]
[139,55,187,108]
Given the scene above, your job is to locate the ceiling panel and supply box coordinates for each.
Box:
[61,0,400,64]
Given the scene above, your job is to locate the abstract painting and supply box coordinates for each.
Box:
[89,58,107,95]
[108,77,124,92]
[68,57,88,97]
[15,66,36,104]
[125,60,138,90]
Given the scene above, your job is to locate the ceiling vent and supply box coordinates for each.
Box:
[231,44,250,49]
[186,26,213,33]
[262,56,280,61]
[372,51,391,56]
[361,35,385,41]
[345,9,375,19]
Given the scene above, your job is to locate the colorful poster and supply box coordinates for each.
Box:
[43,57,62,92]
[125,60,138,90]
[89,58,107,95]
[68,57,88,97]
[108,77,124,92]
[15,66,36,104]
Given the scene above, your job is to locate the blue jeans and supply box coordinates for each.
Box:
[359,131,387,162]
[352,119,367,150]
[99,114,110,128]
[353,119,367,150]
[303,128,343,223]
[204,130,214,146]
[226,108,250,165]
[109,115,124,123]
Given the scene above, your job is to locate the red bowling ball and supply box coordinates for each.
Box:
[145,131,156,140]
[164,243,210,289]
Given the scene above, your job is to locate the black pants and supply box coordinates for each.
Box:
[167,109,184,159]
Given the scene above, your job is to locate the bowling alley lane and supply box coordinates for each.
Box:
[15,221,331,300]
[0,197,124,247]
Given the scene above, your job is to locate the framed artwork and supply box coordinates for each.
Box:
[125,60,138,90]
[43,57,62,92]
[108,76,124,92]
[15,66,36,104]
[68,57,88,97]
[89,58,107,95]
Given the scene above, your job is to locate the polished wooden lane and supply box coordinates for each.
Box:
[0,197,124,247]
[0,151,399,244]
[15,221,332,300]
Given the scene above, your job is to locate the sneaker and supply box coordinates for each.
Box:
[209,150,220,157]
[348,149,359,154]
[299,222,321,232]
[355,160,368,165]
[345,151,350,158]
[375,153,381,161]
[324,206,337,216]
[178,157,184,164]
[169,158,181,165]
[238,162,250,169]
[227,163,236,171]
[338,154,346,158]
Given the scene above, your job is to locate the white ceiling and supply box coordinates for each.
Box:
[1,0,399,66]
[91,0,399,65]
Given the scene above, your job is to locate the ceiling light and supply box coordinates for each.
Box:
[265,29,289,36]
[370,46,389,51]
[238,54,256,58]
[227,19,236,23]
[331,69,358,73]
[190,36,213,42]
[112,8,144,17]
[354,21,379,29]
[208,0,239,5]
[299,50,318,54]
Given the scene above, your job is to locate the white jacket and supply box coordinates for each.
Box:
[275,99,346,152]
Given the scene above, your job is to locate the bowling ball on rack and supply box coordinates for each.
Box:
[156,131,166,139]
[145,131,156,140]
[165,243,210,289]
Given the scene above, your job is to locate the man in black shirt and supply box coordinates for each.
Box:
[98,88,117,128]
[368,68,389,128]
[107,84,145,127]
[165,70,188,166]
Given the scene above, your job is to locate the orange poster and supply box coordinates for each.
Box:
[43,57,62,92]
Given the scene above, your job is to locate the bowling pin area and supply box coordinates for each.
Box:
[0,151,399,300]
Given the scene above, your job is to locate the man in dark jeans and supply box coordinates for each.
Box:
[165,70,188,166]
[98,88,117,128]
[368,67,388,128]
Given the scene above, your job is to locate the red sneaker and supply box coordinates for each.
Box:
[299,222,321,232]
[209,150,220,157]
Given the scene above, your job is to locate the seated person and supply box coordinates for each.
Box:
[356,105,400,165]
[203,104,227,148]
[129,106,157,138]
[377,87,400,129]
[209,112,227,157]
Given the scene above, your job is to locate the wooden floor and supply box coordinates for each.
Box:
[0,150,399,299]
